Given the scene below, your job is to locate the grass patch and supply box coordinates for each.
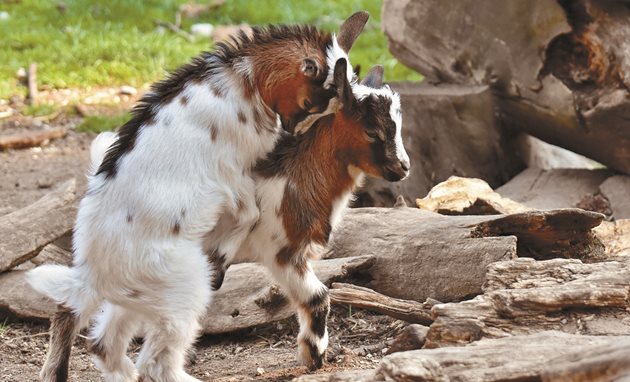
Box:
[77,113,130,133]
[23,103,57,117]
[0,319,8,336]
[0,0,421,99]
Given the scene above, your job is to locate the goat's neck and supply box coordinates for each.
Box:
[278,119,363,246]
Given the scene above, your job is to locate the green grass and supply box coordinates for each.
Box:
[77,112,130,133]
[23,103,57,117]
[0,319,8,336]
[0,0,421,99]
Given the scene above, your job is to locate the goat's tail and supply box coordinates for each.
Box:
[27,265,95,382]
[88,131,118,175]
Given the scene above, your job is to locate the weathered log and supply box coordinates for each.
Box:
[0,179,76,273]
[329,207,605,301]
[200,256,375,334]
[385,324,429,355]
[0,270,56,320]
[426,258,630,348]
[595,220,630,258]
[0,127,67,150]
[329,283,435,325]
[471,209,605,260]
[355,84,523,207]
[296,332,630,382]
[383,0,630,174]
[2,256,376,330]
[328,207,517,302]
[30,243,73,266]
[496,168,612,211]
[600,175,630,220]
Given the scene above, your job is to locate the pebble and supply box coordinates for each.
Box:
[255,367,265,376]
[191,23,214,38]
[37,177,53,189]
[0,11,9,21]
[119,85,137,95]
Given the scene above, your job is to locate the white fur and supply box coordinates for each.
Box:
[324,36,353,88]
[27,28,367,379]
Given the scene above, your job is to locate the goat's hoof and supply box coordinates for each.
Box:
[298,340,326,371]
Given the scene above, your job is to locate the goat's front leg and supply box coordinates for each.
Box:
[264,253,330,370]
[205,176,259,290]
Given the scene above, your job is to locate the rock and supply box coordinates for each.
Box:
[190,23,214,38]
[118,85,137,96]
[416,176,529,215]
[355,83,524,207]
[599,176,630,220]
[386,324,428,354]
[426,258,630,348]
[0,11,9,21]
[212,24,252,43]
[382,0,630,174]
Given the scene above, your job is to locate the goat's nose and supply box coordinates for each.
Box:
[400,159,410,172]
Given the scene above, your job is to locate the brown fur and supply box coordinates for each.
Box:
[40,305,79,382]
[96,24,336,178]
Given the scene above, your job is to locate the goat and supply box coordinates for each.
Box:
[210,58,410,370]
[27,13,369,382]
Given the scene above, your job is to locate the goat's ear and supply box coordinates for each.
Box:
[360,65,384,88]
[333,58,353,106]
[337,11,369,53]
[301,57,321,78]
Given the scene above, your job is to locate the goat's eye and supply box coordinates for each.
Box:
[303,99,312,111]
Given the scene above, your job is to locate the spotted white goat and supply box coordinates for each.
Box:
[27,13,369,382]
[207,58,410,369]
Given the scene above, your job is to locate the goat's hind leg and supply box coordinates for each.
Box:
[265,257,330,370]
[135,243,210,382]
[40,305,79,382]
[88,302,142,382]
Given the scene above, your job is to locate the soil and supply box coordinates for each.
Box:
[0,307,400,382]
[0,99,402,381]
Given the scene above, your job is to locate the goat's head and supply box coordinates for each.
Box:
[265,12,369,135]
[332,58,410,182]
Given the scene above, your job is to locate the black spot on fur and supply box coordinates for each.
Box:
[172,222,180,235]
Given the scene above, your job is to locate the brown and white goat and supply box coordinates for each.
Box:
[27,13,369,382]
[211,58,410,370]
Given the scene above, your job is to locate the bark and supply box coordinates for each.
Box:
[382,0,630,174]
[329,207,604,302]
[297,332,630,382]
[200,256,375,334]
[329,283,435,325]
[385,324,429,355]
[426,258,630,348]
[0,127,67,150]
[1,256,376,331]
[328,207,517,302]
[0,179,76,273]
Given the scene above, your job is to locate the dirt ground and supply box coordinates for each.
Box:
[0,107,401,381]
[0,307,400,382]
